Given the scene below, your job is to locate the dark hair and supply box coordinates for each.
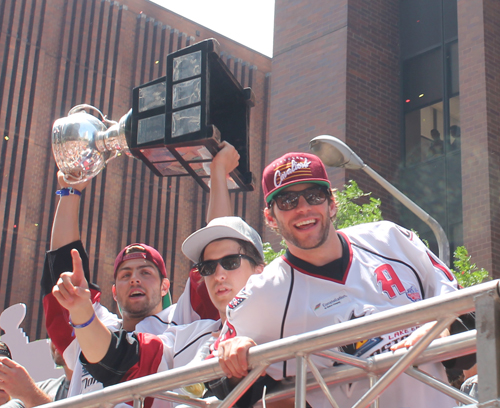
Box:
[0,341,12,359]
[266,186,337,232]
[200,238,265,266]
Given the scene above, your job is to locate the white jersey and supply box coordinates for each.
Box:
[220,221,458,408]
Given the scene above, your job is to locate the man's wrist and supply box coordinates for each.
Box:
[56,187,81,197]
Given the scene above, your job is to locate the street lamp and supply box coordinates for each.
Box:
[309,135,450,266]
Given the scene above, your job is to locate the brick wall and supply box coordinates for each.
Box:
[458,0,500,277]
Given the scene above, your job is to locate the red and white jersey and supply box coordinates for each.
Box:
[219,221,458,408]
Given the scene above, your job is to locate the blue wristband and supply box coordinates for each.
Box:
[69,311,96,332]
[56,187,81,196]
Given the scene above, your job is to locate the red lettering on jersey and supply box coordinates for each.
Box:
[427,252,455,281]
[375,264,405,299]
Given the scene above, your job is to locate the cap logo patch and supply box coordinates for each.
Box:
[274,158,312,188]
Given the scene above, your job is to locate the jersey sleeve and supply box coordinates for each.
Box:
[386,222,458,298]
[81,330,164,387]
[216,261,289,351]
[41,241,103,355]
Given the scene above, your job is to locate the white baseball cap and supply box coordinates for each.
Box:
[182,216,264,263]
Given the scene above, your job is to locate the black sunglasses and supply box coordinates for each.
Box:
[271,186,329,211]
[195,254,256,277]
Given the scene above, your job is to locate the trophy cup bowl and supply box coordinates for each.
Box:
[52,105,131,184]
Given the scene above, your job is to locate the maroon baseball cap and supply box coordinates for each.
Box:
[114,243,167,279]
[262,152,331,204]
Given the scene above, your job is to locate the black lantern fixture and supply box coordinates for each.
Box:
[129,38,255,192]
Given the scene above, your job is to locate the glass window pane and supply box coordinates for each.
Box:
[137,114,165,145]
[138,82,166,113]
[447,41,459,96]
[171,106,201,137]
[405,102,444,164]
[400,0,442,59]
[403,48,443,112]
[443,0,458,41]
[172,78,201,109]
[172,51,202,82]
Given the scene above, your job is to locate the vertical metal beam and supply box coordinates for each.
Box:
[476,289,500,403]
[295,355,307,408]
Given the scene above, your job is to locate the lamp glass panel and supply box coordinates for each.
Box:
[139,82,166,112]
[172,106,201,137]
[190,162,211,176]
[138,114,165,144]
[173,51,202,82]
[155,161,189,176]
[173,78,201,109]
[175,145,213,161]
[139,146,176,163]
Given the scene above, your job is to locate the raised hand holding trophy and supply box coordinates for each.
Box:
[51,39,254,192]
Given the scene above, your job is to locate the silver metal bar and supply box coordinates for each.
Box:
[38,281,498,408]
[306,356,340,408]
[256,330,476,403]
[405,366,477,405]
[132,397,144,408]
[352,316,455,408]
[476,289,500,403]
[368,375,378,408]
[315,350,369,369]
[295,355,307,408]
[218,365,267,408]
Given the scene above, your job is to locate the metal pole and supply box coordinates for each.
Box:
[362,165,450,266]
[476,289,500,403]
[295,355,307,408]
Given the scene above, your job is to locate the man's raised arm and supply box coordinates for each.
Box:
[206,141,240,222]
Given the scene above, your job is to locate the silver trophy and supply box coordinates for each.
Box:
[52,104,132,184]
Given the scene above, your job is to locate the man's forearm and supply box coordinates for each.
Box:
[51,195,81,250]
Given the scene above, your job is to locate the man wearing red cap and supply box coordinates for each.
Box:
[42,143,240,399]
[215,152,471,408]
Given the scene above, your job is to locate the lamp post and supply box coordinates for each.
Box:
[309,135,450,266]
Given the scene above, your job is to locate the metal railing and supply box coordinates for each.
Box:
[39,280,500,408]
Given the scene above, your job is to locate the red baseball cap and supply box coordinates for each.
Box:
[262,152,331,204]
[114,243,167,279]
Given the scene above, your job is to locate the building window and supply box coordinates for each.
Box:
[398,0,461,258]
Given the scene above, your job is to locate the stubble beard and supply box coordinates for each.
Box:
[276,216,332,250]
[119,291,162,320]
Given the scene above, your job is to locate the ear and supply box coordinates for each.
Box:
[112,284,117,302]
[329,198,337,220]
[254,264,265,275]
[161,278,170,297]
[264,207,278,230]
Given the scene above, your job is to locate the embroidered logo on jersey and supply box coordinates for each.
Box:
[313,290,350,316]
[274,157,312,187]
[228,288,249,310]
[406,285,422,302]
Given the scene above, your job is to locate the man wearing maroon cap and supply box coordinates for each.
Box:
[215,152,470,408]
[42,142,240,399]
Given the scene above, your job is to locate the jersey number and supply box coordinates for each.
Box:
[375,264,405,299]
